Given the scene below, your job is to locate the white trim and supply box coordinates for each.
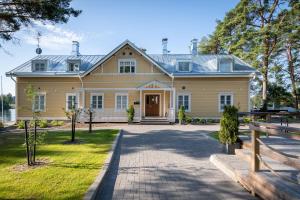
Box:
[143,93,162,117]
[177,92,191,112]
[82,87,173,91]
[139,90,142,120]
[114,93,128,112]
[91,73,163,76]
[90,93,104,110]
[33,92,46,112]
[163,90,166,117]
[17,117,68,120]
[218,92,234,112]
[118,58,136,74]
[65,93,79,111]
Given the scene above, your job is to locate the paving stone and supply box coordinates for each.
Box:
[96,125,257,200]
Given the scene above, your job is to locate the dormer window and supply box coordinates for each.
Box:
[67,60,80,72]
[32,60,47,72]
[118,59,136,73]
[177,61,191,72]
[219,58,233,72]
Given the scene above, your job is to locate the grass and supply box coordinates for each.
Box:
[209,130,269,141]
[0,129,118,199]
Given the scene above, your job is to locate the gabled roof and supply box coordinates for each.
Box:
[81,40,171,77]
[6,39,257,78]
[138,80,172,89]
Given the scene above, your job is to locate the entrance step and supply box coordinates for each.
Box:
[140,118,170,125]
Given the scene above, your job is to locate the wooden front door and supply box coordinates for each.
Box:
[145,95,160,117]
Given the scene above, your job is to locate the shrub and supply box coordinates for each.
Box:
[57,121,65,126]
[243,117,251,124]
[219,105,239,144]
[50,120,65,126]
[127,105,135,122]
[17,120,25,129]
[0,122,4,128]
[207,119,215,124]
[38,120,48,128]
[185,116,192,124]
[178,105,185,125]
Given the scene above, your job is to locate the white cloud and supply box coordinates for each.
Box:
[20,21,83,51]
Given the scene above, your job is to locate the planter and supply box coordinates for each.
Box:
[223,143,241,154]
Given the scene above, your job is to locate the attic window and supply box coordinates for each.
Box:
[32,60,47,72]
[177,61,191,72]
[67,60,80,72]
[118,59,136,73]
[219,58,233,72]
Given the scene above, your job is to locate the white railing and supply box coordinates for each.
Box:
[168,108,175,122]
[78,108,141,122]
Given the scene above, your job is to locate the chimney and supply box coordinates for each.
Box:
[162,38,168,54]
[71,41,80,56]
[190,38,198,56]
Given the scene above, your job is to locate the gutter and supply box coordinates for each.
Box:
[10,74,16,83]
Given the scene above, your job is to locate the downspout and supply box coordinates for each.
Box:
[10,74,17,122]
[78,73,84,109]
[10,74,16,83]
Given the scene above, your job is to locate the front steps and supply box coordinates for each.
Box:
[210,138,300,200]
[140,118,170,125]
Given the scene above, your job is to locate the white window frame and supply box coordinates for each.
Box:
[115,93,128,112]
[218,92,234,112]
[118,59,136,74]
[90,93,104,110]
[32,60,48,72]
[176,60,192,72]
[218,58,233,72]
[66,93,79,111]
[177,93,191,112]
[67,60,81,72]
[33,92,46,112]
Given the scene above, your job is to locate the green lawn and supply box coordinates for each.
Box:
[0,129,118,199]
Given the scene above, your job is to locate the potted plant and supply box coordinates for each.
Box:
[178,105,185,125]
[127,105,135,123]
[219,105,240,154]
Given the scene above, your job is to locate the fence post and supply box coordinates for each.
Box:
[251,130,260,172]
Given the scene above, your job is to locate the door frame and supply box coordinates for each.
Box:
[143,93,161,117]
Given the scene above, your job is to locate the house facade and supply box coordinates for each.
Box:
[6,39,256,123]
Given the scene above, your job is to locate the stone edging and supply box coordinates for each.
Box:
[83,129,123,200]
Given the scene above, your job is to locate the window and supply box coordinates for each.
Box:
[219,58,233,72]
[118,59,136,73]
[177,61,191,72]
[177,94,191,112]
[219,93,233,112]
[115,93,128,111]
[91,93,104,109]
[33,94,46,112]
[67,60,80,72]
[66,93,78,110]
[32,60,47,71]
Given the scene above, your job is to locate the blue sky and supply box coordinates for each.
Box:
[0,0,239,95]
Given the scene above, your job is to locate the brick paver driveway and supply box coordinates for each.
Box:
[97,125,256,200]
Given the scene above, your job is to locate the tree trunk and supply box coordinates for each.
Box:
[262,71,268,111]
[33,120,37,164]
[286,45,299,110]
[89,111,92,133]
[24,121,31,166]
[71,115,75,142]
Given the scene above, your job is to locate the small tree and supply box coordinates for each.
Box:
[127,105,135,123]
[63,107,81,142]
[219,105,239,144]
[178,105,185,125]
[24,85,46,166]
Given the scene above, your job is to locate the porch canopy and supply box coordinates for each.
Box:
[137,80,175,121]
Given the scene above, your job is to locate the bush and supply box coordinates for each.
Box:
[207,119,215,124]
[38,120,48,128]
[243,117,251,124]
[50,120,65,126]
[185,116,192,124]
[17,120,25,129]
[0,122,4,128]
[178,105,185,124]
[127,105,135,122]
[219,105,239,144]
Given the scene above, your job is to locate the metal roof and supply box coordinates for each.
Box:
[6,40,256,77]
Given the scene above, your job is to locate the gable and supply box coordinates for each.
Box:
[89,45,162,74]
[82,40,171,77]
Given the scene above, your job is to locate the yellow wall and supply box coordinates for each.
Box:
[15,44,250,120]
